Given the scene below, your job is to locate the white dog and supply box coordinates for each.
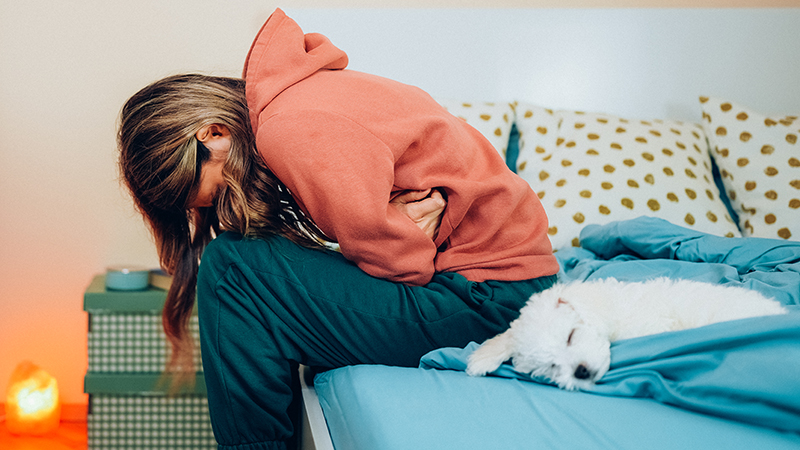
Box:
[466,277,787,391]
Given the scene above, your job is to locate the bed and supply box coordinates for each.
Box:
[285,7,800,450]
[303,217,800,449]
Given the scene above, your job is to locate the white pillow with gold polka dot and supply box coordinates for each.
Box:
[436,98,515,160]
[700,96,800,241]
[515,103,741,250]
[513,102,562,173]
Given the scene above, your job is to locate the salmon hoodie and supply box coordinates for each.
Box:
[243,9,558,286]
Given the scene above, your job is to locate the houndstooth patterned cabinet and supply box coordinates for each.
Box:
[84,275,216,449]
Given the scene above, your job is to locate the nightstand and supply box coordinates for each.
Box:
[83,275,215,449]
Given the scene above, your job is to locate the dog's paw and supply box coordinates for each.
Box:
[465,331,514,377]
[465,352,496,377]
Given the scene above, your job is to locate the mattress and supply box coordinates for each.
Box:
[315,364,800,450]
[312,217,800,449]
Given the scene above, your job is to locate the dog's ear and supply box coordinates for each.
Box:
[556,297,575,311]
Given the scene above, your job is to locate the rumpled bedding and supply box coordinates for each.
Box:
[421,217,800,432]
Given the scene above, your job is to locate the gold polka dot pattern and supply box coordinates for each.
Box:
[515,102,741,250]
[514,102,562,174]
[701,96,800,241]
[436,98,514,160]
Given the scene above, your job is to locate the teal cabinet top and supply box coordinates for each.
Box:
[84,274,168,313]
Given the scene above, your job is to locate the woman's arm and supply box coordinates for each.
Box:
[256,110,441,285]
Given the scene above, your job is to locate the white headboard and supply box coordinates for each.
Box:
[284,8,800,122]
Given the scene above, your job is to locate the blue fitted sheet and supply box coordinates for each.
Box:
[315,365,800,450]
[315,217,800,449]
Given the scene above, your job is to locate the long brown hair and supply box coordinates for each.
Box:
[118,74,326,383]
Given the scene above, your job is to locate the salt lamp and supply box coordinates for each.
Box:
[5,361,61,435]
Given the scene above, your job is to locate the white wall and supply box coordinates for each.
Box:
[286,8,800,120]
[0,0,279,407]
[1,1,798,407]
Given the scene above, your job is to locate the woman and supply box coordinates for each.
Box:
[118,9,558,450]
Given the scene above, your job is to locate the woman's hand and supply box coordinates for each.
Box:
[390,188,446,240]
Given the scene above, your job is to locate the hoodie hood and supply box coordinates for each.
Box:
[243,8,349,132]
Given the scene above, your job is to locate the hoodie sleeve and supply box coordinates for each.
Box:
[256,109,438,286]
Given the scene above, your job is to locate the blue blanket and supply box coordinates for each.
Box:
[421,217,800,432]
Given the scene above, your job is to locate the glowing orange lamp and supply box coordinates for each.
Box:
[5,361,61,435]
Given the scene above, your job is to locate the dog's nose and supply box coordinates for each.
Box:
[574,364,592,380]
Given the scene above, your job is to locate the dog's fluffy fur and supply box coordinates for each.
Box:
[466,277,787,391]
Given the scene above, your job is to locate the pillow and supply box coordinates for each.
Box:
[513,102,561,174]
[700,97,800,240]
[515,102,741,250]
[436,98,515,161]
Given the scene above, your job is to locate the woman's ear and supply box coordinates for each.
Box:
[195,123,230,143]
[195,124,232,160]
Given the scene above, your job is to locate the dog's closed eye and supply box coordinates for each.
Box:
[567,329,576,346]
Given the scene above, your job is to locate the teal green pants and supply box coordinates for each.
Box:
[197,232,557,450]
